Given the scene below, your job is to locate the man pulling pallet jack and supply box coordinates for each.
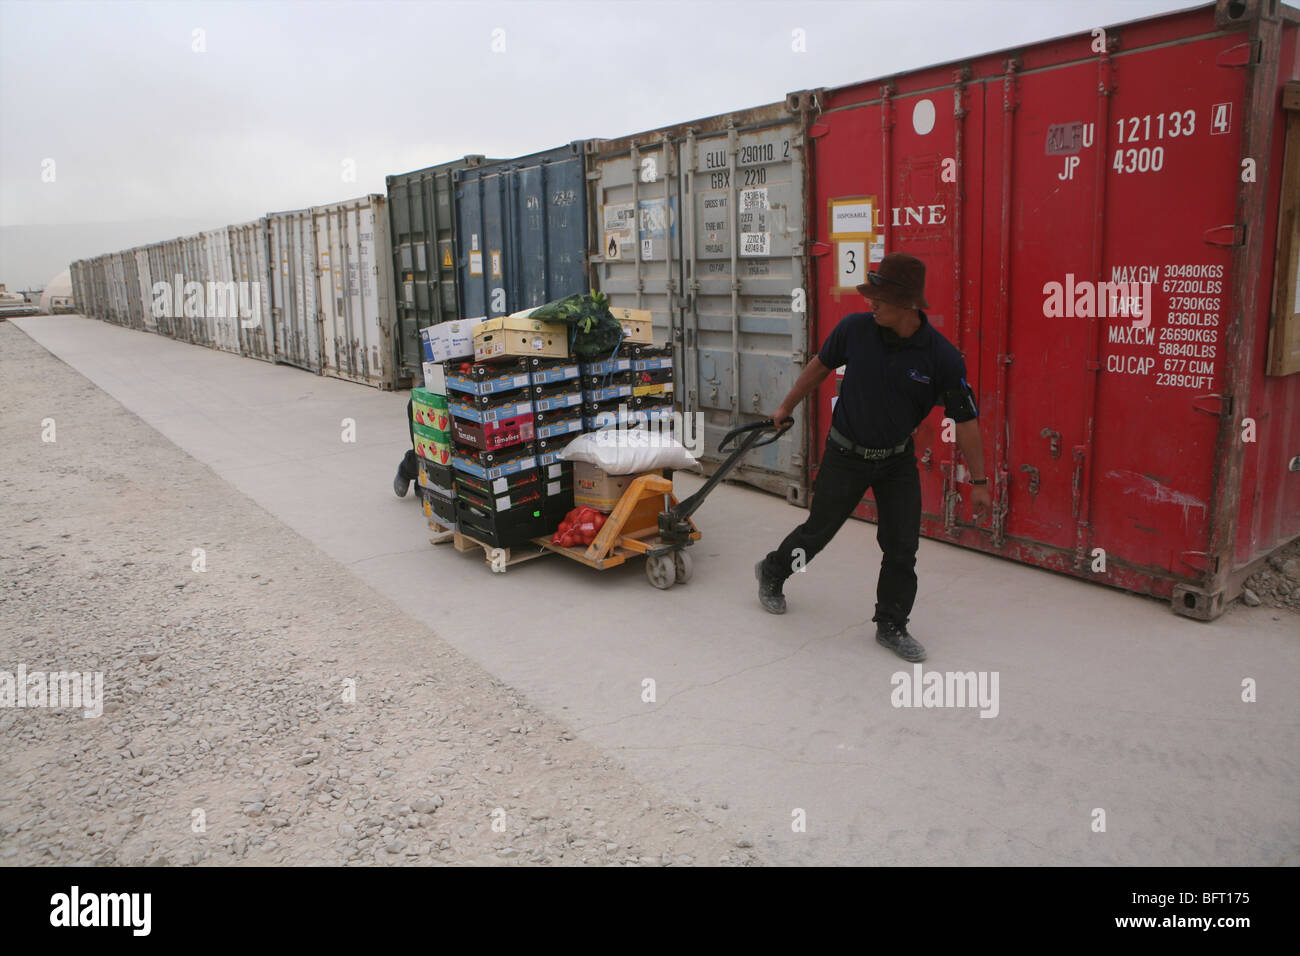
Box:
[756,253,990,662]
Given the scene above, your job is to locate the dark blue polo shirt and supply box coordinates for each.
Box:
[818,311,976,449]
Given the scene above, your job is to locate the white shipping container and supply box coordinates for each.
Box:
[200,228,240,354]
[313,194,397,389]
[268,208,321,372]
[179,233,210,347]
[135,248,154,331]
[229,218,273,362]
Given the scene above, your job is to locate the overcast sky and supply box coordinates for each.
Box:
[1,0,1202,290]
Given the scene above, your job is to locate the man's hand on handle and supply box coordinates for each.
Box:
[769,404,795,430]
[970,485,992,523]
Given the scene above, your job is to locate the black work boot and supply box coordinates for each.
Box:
[393,467,411,498]
[875,620,926,662]
[755,560,787,614]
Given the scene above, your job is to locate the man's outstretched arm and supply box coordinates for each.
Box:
[769,355,833,424]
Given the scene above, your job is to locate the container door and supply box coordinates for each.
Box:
[121,252,140,329]
[316,208,343,377]
[682,122,810,503]
[232,220,272,361]
[134,249,152,332]
[514,155,588,309]
[454,170,493,318]
[388,164,466,382]
[455,146,591,319]
[811,83,986,528]
[1077,36,1243,578]
[270,211,321,371]
[165,240,185,340]
[316,198,392,388]
[591,113,811,503]
[204,228,240,354]
[146,247,163,333]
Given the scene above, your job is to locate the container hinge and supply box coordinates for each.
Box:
[999,353,1014,366]
[1215,41,1257,68]
[1085,359,1101,371]
[1284,82,1300,112]
[1179,550,1217,573]
[1203,224,1244,247]
[792,349,806,364]
[808,123,830,139]
[1192,392,1232,417]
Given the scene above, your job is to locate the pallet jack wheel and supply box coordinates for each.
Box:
[673,549,693,584]
[646,553,676,590]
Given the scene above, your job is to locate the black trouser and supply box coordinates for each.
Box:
[398,397,420,482]
[763,436,922,627]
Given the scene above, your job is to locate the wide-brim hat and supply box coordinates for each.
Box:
[856,252,930,310]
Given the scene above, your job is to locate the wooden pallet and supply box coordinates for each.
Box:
[426,517,456,546]
[451,528,550,572]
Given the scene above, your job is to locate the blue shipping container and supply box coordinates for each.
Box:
[453,142,594,318]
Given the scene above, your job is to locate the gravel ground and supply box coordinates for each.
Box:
[0,322,758,866]
[1241,537,1300,612]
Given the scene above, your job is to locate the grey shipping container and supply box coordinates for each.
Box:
[267,207,322,372]
[133,247,153,332]
[121,247,144,331]
[108,252,130,328]
[69,260,88,315]
[179,233,209,347]
[587,97,818,504]
[454,142,596,319]
[146,241,177,339]
[386,155,491,384]
[146,240,170,338]
[229,218,274,362]
[200,228,241,354]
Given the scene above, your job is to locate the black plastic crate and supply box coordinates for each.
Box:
[455,497,550,549]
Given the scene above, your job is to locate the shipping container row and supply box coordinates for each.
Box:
[68,0,1299,618]
[73,197,396,387]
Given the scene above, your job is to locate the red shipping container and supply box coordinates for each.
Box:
[805,0,1299,619]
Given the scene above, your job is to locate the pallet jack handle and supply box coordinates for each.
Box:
[660,417,794,538]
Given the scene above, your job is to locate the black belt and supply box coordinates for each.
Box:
[829,426,911,460]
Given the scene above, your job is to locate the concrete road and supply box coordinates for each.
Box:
[12,316,1299,866]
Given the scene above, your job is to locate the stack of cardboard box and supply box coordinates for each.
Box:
[413,321,487,530]
[579,308,674,429]
[440,315,582,548]
[414,307,679,542]
[412,386,456,528]
[570,308,677,513]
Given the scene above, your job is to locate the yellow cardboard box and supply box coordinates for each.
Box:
[609,307,654,345]
[473,316,569,361]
